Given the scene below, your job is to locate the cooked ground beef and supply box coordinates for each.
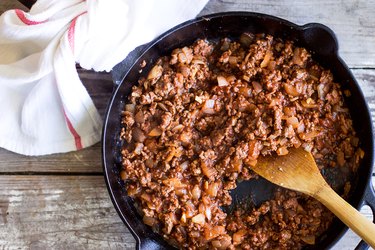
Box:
[119,33,363,249]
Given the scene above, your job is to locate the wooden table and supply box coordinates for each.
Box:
[0,1,374,249]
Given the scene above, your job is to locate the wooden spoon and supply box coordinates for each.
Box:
[253,147,375,248]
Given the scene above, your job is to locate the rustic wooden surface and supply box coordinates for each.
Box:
[0,1,374,249]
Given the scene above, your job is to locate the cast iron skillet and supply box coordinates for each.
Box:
[103,12,375,250]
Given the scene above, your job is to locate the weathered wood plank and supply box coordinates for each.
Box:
[0,1,27,14]
[0,176,136,250]
[0,143,103,173]
[0,175,373,249]
[78,69,114,119]
[200,0,375,69]
[354,69,375,124]
[17,0,36,9]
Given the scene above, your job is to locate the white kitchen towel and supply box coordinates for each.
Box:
[0,0,208,156]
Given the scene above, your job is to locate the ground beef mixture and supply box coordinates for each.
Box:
[119,33,363,249]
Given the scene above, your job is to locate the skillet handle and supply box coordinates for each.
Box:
[301,23,339,57]
[355,178,375,250]
[136,237,172,250]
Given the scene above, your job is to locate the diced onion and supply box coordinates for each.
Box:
[276,146,289,156]
[180,213,187,223]
[175,188,188,196]
[204,206,212,221]
[140,193,151,202]
[217,76,229,87]
[125,104,135,113]
[132,127,146,142]
[172,124,184,132]
[231,158,243,172]
[135,111,145,123]
[285,116,299,129]
[179,65,190,77]
[233,229,247,245]
[178,52,187,63]
[185,201,196,218]
[201,161,217,179]
[134,143,144,155]
[228,56,238,65]
[158,103,169,111]
[317,83,327,100]
[162,178,186,188]
[292,48,304,66]
[204,225,226,240]
[143,216,157,226]
[192,185,201,200]
[284,107,296,116]
[180,161,189,171]
[211,236,231,249]
[252,81,263,94]
[299,130,321,141]
[206,182,219,197]
[284,83,300,96]
[148,127,162,137]
[301,235,316,245]
[260,50,272,68]
[297,123,305,134]
[202,99,216,114]
[204,99,215,109]
[147,65,163,80]
[301,99,318,108]
[165,147,176,162]
[239,87,252,97]
[191,213,205,225]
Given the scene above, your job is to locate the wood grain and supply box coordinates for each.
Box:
[200,0,375,69]
[17,0,36,9]
[0,176,136,250]
[78,69,114,119]
[0,143,103,174]
[0,1,27,14]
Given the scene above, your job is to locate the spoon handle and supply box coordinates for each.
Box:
[315,184,375,248]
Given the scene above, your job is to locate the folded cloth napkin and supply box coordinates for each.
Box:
[0,0,208,156]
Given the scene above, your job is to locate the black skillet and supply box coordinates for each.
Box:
[102,12,375,250]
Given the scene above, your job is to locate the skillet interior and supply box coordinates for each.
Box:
[102,12,374,250]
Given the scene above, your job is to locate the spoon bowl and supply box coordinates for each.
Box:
[251,147,375,248]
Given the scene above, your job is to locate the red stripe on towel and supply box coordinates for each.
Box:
[64,11,87,150]
[68,11,87,53]
[15,9,46,25]
[63,111,83,150]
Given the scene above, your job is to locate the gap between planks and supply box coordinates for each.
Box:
[0,175,136,250]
